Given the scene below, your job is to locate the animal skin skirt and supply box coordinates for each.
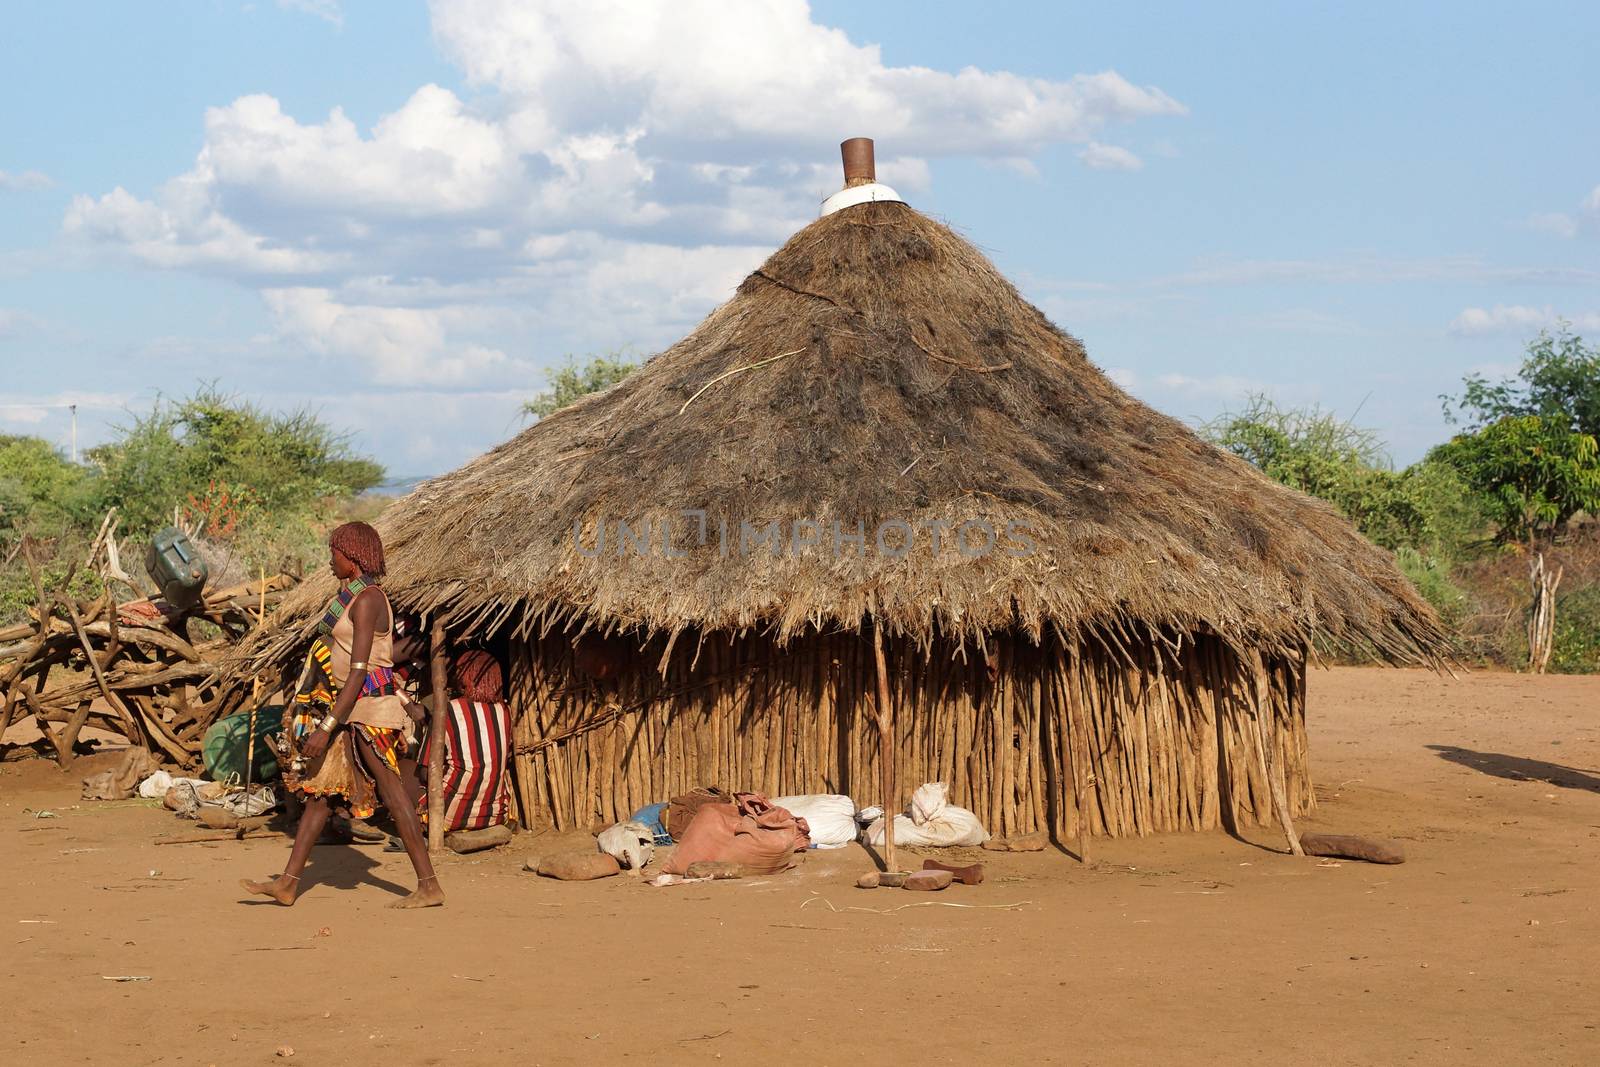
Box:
[279,705,405,820]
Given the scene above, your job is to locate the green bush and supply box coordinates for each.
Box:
[0,387,385,625]
[0,538,104,624]
[1394,546,1471,632]
[1550,584,1600,674]
[89,385,383,537]
[0,435,98,537]
[524,352,640,418]
[1204,395,1490,559]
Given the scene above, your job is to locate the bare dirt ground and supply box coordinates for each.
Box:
[2,666,1597,1066]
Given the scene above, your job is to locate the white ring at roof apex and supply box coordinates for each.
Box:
[820,182,906,217]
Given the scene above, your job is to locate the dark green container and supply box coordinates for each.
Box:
[145,526,208,609]
[202,706,282,783]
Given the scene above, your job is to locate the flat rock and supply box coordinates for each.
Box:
[903,870,953,891]
[922,859,985,885]
[537,852,621,880]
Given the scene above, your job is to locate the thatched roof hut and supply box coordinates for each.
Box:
[240,140,1445,845]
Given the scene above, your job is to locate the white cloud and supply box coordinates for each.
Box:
[278,0,341,26]
[64,184,342,275]
[1077,142,1142,171]
[0,169,52,191]
[1527,183,1600,239]
[68,1,1184,280]
[62,0,1185,406]
[1450,304,1600,336]
[430,0,1184,158]
[262,287,525,385]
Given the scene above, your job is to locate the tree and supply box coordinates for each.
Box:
[523,352,640,419]
[0,434,97,538]
[1445,325,1600,439]
[1427,415,1600,548]
[88,386,385,537]
[1429,414,1600,674]
[1204,394,1483,558]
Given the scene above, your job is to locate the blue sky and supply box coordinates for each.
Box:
[3,1,1597,477]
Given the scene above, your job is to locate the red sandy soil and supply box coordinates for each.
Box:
[2,666,1597,1066]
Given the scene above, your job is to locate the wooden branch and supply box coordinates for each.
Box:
[82,623,206,663]
[56,701,98,766]
[61,596,145,748]
[130,693,197,764]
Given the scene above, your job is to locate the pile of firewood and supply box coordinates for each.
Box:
[0,532,297,769]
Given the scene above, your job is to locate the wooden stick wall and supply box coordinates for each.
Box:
[507,628,1313,841]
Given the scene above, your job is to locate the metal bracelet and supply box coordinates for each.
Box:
[317,713,339,733]
[349,660,368,671]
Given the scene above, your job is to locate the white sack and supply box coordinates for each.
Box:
[771,793,859,847]
[864,781,988,847]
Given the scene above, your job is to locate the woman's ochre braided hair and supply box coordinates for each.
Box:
[329,521,386,578]
[451,649,504,703]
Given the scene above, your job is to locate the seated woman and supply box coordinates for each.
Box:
[401,649,514,834]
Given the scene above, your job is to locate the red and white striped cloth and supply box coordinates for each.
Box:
[419,698,513,831]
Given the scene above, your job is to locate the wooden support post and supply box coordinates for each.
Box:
[1063,647,1091,863]
[872,621,896,874]
[427,618,449,853]
[242,569,267,803]
[1248,651,1302,856]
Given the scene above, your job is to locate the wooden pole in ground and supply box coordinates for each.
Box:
[427,618,449,853]
[872,621,896,874]
[1248,651,1302,856]
[241,568,267,803]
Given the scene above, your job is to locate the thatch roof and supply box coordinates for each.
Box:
[252,200,1446,666]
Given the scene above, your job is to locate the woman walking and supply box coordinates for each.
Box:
[242,522,444,908]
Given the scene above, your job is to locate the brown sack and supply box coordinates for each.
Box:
[665,785,732,841]
[663,792,811,876]
[81,749,159,801]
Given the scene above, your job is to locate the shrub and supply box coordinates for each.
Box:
[1550,583,1600,674]
[524,352,640,418]
[1394,546,1471,632]
[89,386,384,537]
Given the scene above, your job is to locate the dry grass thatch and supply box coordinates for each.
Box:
[245,200,1447,671]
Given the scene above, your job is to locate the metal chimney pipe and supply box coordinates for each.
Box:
[840,137,876,187]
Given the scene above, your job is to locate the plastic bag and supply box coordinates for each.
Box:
[597,820,656,870]
[138,770,211,800]
[864,782,988,847]
[772,793,859,848]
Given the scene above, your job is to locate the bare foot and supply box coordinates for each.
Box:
[240,874,299,905]
[388,876,444,909]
